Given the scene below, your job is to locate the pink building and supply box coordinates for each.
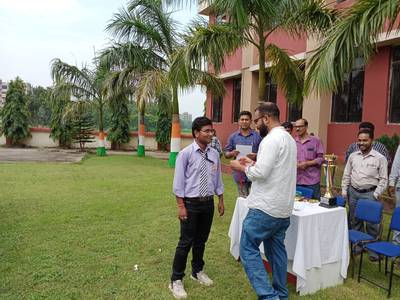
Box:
[199,0,400,161]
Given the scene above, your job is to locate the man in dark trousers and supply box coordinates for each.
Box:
[169,116,224,299]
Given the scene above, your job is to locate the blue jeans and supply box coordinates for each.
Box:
[240,209,290,300]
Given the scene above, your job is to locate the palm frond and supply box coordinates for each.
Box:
[135,69,168,110]
[99,42,166,71]
[183,21,244,73]
[305,0,400,95]
[51,59,99,100]
[266,44,304,105]
[281,0,339,37]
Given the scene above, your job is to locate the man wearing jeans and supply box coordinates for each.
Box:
[342,129,388,261]
[169,117,224,299]
[231,103,297,300]
[389,145,400,245]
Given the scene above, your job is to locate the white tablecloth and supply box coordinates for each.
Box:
[228,197,350,295]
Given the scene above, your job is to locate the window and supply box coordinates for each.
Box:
[215,14,227,24]
[265,72,277,103]
[389,46,400,123]
[287,103,302,122]
[212,96,223,122]
[331,58,365,122]
[232,79,241,122]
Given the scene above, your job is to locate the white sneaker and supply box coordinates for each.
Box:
[169,280,187,299]
[190,271,213,286]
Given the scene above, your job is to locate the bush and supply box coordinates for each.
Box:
[376,133,400,162]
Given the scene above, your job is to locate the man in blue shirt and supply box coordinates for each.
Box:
[224,111,262,197]
[169,117,224,299]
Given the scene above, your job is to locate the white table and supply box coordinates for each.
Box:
[228,197,350,295]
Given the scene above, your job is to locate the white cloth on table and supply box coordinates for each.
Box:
[228,197,350,293]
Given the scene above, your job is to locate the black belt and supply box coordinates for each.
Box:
[351,185,377,193]
[184,196,213,202]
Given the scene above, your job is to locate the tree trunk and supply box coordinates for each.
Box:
[138,107,145,157]
[168,87,181,167]
[96,101,107,156]
[258,29,266,102]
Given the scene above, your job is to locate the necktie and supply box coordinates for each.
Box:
[199,150,208,197]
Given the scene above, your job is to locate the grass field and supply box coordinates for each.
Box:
[0,155,399,299]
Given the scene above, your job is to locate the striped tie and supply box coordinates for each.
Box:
[199,150,208,197]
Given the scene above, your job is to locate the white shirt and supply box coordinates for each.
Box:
[341,149,388,198]
[245,126,297,218]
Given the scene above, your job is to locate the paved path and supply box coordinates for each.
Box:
[0,148,85,163]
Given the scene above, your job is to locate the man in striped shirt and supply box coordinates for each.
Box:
[345,122,391,165]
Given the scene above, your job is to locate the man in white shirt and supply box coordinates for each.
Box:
[231,102,297,300]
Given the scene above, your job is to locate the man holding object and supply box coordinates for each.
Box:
[231,103,297,300]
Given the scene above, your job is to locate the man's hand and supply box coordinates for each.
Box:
[225,150,240,159]
[388,186,395,197]
[297,161,308,170]
[239,156,253,165]
[230,160,246,172]
[247,153,257,161]
[178,205,188,221]
[218,200,225,216]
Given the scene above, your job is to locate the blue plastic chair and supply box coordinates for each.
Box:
[296,186,314,199]
[336,196,346,207]
[349,199,384,277]
[358,207,400,298]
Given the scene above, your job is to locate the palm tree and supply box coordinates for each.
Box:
[104,0,224,166]
[179,0,337,104]
[305,0,400,95]
[51,59,109,156]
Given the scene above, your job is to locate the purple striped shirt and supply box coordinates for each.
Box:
[173,141,224,198]
[295,135,324,185]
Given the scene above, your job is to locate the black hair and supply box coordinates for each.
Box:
[239,110,252,119]
[255,102,280,120]
[359,121,375,132]
[358,128,374,140]
[192,116,213,138]
[296,118,308,127]
[281,121,293,130]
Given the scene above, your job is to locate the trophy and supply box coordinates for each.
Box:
[320,154,338,208]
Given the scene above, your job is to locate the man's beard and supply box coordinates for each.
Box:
[258,122,268,138]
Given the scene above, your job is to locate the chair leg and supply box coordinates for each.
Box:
[358,250,364,283]
[351,243,355,278]
[379,255,382,272]
[388,259,395,298]
[385,256,388,275]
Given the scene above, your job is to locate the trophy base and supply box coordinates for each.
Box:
[319,196,337,208]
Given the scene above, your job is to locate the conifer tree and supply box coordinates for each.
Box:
[0,77,31,145]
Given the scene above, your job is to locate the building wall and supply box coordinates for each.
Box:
[327,46,400,161]
[207,79,240,148]
[0,128,194,151]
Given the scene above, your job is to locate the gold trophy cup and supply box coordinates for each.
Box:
[320,154,338,208]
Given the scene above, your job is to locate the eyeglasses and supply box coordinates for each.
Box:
[253,115,265,124]
[294,125,306,129]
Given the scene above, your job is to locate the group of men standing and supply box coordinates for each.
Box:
[168,101,400,299]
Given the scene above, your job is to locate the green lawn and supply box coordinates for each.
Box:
[0,155,399,299]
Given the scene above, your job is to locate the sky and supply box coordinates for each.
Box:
[0,0,205,117]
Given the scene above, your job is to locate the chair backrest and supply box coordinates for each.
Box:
[390,207,400,231]
[296,186,314,198]
[355,199,383,224]
[336,196,346,207]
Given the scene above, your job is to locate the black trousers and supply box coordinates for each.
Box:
[171,199,214,281]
